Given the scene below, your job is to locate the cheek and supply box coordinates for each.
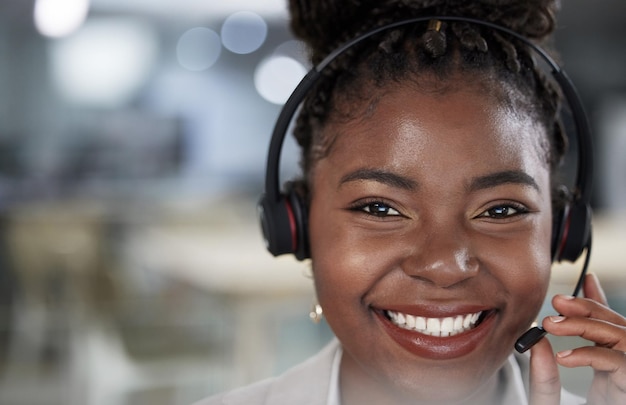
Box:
[309,214,360,332]
[308,201,394,309]
[525,214,553,287]
[486,215,553,318]
[309,210,368,298]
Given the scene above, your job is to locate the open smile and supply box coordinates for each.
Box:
[384,310,485,337]
[376,307,497,359]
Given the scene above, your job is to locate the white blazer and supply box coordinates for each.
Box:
[193,340,338,405]
[192,338,584,405]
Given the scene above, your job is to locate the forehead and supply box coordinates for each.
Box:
[316,83,549,187]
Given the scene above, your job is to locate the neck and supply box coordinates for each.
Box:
[339,351,503,405]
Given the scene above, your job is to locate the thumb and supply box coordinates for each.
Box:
[529,336,561,405]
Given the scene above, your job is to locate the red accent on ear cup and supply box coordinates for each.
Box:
[285,199,298,252]
[287,189,310,260]
[556,212,572,261]
[551,203,570,262]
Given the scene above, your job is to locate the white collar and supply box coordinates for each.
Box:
[322,347,567,405]
[326,343,342,405]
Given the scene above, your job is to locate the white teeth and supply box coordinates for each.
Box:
[441,317,454,334]
[427,318,440,336]
[406,314,416,328]
[463,314,471,328]
[397,312,406,325]
[385,310,484,336]
[454,316,463,331]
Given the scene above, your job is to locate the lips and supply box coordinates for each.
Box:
[375,306,496,360]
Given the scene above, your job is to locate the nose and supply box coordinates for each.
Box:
[401,226,479,288]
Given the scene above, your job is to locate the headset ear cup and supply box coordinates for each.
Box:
[257,189,310,260]
[552,200,592,263]
[258,194,298,257]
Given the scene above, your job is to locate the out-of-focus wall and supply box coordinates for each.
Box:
[0,1,624,404]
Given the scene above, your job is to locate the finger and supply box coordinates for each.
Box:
[529,337,561,405]
[542,315,626,350]
[555,346,626,402]
[556,346,626,373]
[583,273,608,306]
[551,294,626,328]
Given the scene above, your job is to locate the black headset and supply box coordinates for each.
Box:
[259,16,593,270]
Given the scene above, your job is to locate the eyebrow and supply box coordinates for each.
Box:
[338,168,539,193]
[339,168,417,190]
[468,170,540,192]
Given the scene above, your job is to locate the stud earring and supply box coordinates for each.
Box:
[309,302,323,324]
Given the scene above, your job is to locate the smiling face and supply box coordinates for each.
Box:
[308,78,553,403]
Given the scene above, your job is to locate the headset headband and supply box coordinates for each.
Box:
[264,16,592,206]
[260,15,593,262]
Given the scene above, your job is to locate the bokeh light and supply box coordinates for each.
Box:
[34,0,90,38]
[221,11,268,55]
[177,27,222,71]
[50,18,158,107]
[254,55,307,104]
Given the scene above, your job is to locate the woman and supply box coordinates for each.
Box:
[197,0,626,403]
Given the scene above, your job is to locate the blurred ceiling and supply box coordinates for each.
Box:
[0,0,287,21]
[87,0,288,20]
[1,0,624,34]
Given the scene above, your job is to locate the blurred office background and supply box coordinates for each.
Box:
[0,1,624,404]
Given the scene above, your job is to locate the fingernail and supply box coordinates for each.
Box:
[556,294,575,300]
[557,349,573,358]
[550,315,566,323]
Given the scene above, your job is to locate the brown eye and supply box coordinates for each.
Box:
[479,204,528,219]
[360,202,401,217]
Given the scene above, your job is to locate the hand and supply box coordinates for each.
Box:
[535,273,626,404]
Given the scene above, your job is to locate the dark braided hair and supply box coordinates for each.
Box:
[288,0,567,205]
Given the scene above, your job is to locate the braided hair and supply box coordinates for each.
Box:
[287,0,567,204]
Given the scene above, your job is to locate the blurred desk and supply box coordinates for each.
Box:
[124,222,314,295]
[122,216,320,389]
